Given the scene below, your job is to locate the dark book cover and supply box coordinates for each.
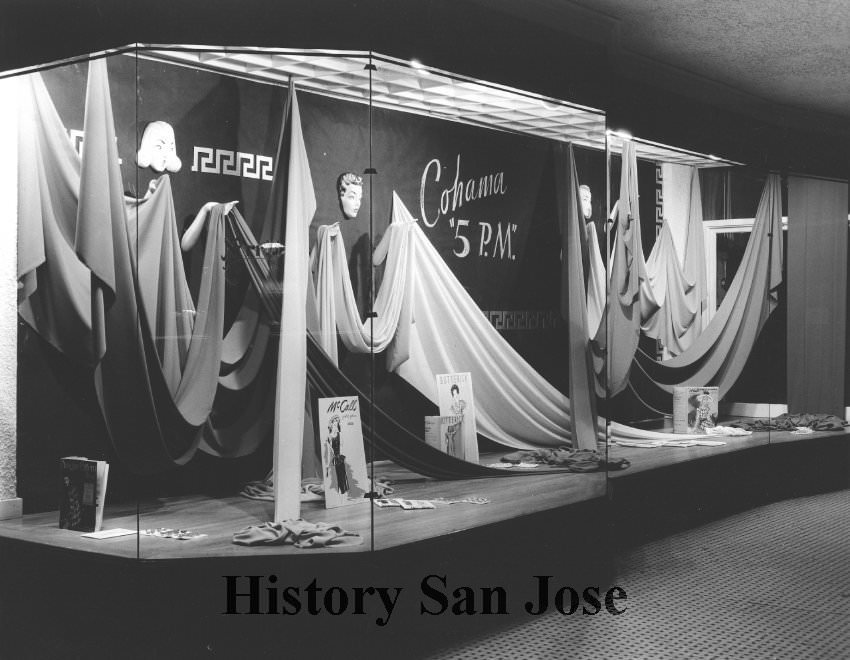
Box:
[59,457,107,532]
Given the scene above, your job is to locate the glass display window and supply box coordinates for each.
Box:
[4,45,618,559]
[3,44,844,563]
[601,133,799,469]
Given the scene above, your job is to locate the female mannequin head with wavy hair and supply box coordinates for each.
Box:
[337,171,363,220]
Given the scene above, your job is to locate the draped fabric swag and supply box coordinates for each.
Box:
[313,221,412,371]
[20,63,231,472]
[633,172,783,398]
[639,163,707,355]
[592,141,781,401]
[313,192,712,448]
[592,140,647,397]
[18,61,776,485]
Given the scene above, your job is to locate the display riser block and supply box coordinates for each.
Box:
[0,497,22,520]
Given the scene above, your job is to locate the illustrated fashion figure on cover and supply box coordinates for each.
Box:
[445,384,467,457]
[325,415,350,494]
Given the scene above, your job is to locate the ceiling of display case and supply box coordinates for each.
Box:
[1,42,736,168]
[141,46,606,149]
[138,46,739,168]
[607,132,744,168]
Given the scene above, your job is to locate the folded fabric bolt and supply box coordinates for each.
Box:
[501,448,629,472]
[232,520,363,548]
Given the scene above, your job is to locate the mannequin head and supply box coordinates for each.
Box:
[136,121,181,173]
[579,185,592,221]
[337,172,363,219]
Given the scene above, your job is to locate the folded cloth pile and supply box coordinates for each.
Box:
[232,520,363,548]
[730,413,848,433]
[501,448,630,472]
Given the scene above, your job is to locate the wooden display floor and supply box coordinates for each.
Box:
[0,462,606,559]
[1,427,847,560]
[608,424,849,476]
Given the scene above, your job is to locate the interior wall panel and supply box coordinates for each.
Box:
[787,175,848,416]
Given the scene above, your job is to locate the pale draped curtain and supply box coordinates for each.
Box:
[312,192,713,448]
[18,63,231,472]
[592,141,781,400]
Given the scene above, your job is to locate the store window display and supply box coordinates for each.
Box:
[14,46,811,560]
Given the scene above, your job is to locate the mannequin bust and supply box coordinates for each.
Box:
[337,172,363,220]
[579,184,593,222]
[134,120,232,252]
[136,121,182,173]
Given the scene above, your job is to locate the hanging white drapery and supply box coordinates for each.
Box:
[596,141,781,401]
[585,221,606,340]
[313,220,413,371]
[639,164,708,355]
[313,192,713,448]
[634,172,783,397]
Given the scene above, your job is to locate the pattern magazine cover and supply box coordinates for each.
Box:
[424,414,465,458]
[435,372,480,463]
[317,396,369,509]
[673,386,719,433]
[59,456,109,532]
